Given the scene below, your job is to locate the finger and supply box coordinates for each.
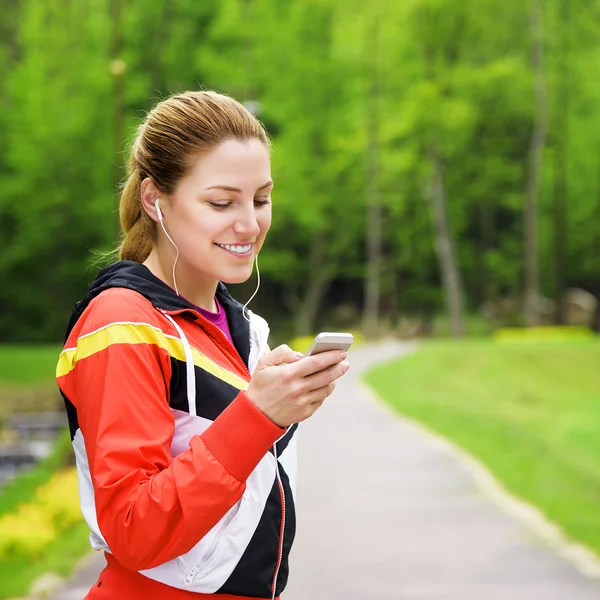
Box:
[299,401,321,422]
[293,349,347,378]
[308,398,325,412]
[303,362,349,392]
[261,344,302,367]
[311,382,335,402]
[305,383,335,414]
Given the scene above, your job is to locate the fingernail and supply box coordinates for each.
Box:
[342,361,350,371]
[340,351,347,360]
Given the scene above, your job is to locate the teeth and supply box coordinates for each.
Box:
[218,244,252,254]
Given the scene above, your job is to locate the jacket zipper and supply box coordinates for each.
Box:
[183,499,244,585]
[160,307,286,595]
[271,444,286,600]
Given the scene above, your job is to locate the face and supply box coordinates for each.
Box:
[159,138,272,287]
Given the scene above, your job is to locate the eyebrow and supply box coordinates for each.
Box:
[205,180,273,193]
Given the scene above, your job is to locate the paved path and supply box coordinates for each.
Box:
[45,341,600,599]
[285,341,600,599]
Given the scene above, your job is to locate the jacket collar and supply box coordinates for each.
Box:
[65,260,252,366]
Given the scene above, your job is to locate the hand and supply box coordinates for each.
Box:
[246,344,350,427]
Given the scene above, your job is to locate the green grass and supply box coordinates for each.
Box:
[432,313,496,337]
[364,339,600,554]
[0,345,62,387]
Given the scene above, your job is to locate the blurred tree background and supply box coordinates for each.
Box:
[1,0,600,343]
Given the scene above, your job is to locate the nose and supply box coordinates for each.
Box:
[234,203,261,238]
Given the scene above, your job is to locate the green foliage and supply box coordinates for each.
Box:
[364,339,600,554]
[2,0,600,340]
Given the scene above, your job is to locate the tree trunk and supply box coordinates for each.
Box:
[476,188,496,304]
[428,147,465,337]
[362,15,381,338]
[295,231,334,336]
[389,264,401,330]
[295,270,334,336]
[524,0,549,327]
[552,0,570,325]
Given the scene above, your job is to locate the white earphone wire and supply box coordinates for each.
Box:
[243,255,261,323]
[155,198,180,296]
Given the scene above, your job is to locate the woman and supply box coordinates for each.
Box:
[56,90,349,599]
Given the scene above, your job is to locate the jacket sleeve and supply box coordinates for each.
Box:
[57,292,283,571]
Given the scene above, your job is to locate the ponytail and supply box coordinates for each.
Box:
[118,168,155,262]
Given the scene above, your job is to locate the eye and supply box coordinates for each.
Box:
[209,202,231,210]
[254,197,270,206]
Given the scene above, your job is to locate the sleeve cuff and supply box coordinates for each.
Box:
[201,391,285,482]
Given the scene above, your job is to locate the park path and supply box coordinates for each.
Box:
[44,341,600,599]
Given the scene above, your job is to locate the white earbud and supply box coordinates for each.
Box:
[154,198,164,222]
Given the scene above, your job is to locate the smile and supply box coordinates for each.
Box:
[215,243,253,256]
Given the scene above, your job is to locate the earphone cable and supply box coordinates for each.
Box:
[243,255,261,323]
[158,215,180,296]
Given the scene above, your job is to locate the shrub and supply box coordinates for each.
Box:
[0,468,82,559]
[492,326,596,343]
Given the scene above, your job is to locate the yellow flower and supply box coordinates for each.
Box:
[0,467,83,559]
[36,468,82,529]
[0,503,56,557]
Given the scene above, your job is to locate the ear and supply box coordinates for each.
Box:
[140,178,164,222]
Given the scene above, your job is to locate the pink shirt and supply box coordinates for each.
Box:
[190,296,233,345]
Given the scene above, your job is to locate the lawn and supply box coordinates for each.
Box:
[0,345,62,387]
[364,339,600,555]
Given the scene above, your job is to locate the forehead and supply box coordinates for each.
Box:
[186,138,271,189]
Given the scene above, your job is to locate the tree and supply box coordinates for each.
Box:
[524,0,549,327]
[362,13,382,338]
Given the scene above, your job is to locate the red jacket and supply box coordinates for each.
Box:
[56,261,297,599]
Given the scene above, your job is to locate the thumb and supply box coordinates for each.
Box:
[261,344,303,367]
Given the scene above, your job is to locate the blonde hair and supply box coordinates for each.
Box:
[118,91,270,262]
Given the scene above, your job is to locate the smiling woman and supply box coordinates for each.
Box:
[55,91,350,600]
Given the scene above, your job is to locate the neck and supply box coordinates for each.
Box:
[143,249,218,312]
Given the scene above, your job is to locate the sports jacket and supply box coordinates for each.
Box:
[56,261,298,599]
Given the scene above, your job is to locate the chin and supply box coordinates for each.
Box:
[220,268,254,285]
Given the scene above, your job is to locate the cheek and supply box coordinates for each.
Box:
[259,210,272,234]
[178,209,220,242]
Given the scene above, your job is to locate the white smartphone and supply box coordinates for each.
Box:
[304,332,355,357]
